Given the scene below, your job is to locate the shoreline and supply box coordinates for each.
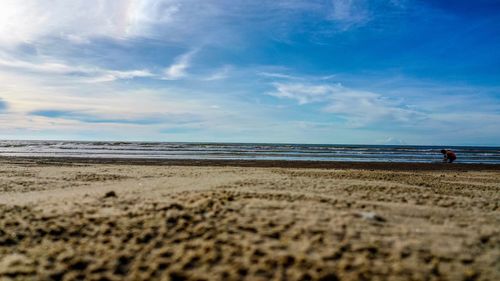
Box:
[1,155,499,171]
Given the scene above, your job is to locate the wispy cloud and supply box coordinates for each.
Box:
[258,72,303,80]
[0,0,380,48]
[87,70,155,83]
[163,50,197,80]
[29,109,198,125]
[0,56,81,75]
[258,71,337,81]
[269,82,424,127]
[203,65,231,81]
[0,54,154,82]
[0,69,256,138]
[270,83,333,104]
[328,0,371,29]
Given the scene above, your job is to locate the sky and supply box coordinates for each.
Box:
[0,0,499,146]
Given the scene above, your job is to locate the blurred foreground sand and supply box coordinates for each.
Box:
[0,159,499,280]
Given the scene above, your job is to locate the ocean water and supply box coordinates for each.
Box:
[0,140,499,164]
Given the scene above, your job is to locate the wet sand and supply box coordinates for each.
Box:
[0,157,499,280]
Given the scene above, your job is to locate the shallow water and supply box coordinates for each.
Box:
[0,140,499,164]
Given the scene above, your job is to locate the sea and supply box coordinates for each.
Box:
[1,140,499,164]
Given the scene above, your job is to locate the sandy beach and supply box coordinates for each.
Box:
[0,157,499,281]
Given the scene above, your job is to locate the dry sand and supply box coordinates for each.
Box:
[0,158,499,281]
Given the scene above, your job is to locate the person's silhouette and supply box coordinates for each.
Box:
[441,149,456,163]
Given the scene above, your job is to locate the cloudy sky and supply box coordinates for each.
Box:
[0,0,499,145]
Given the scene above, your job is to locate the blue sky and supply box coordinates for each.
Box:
[0,0,499,145]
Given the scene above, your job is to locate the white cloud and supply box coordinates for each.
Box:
[87,70,155,83]
[0,74,209,140]
[0,0,138,46]
[270,83,333,104]
[0,0,231,47]
[0,71,195,115]
[258,71,337,81]
[0,54,154,82]
[203,65,231,81]
[63,34,92,45]
[163,50,196,80]
[268,78,500,143]
[269,82,424,127]
[258,72,302,80]
[0,56,76,74]
[0,0,190,46]
[0,0,377,48]
[380,137,407,145]
[329,0,371,28]
[0,69,266,134]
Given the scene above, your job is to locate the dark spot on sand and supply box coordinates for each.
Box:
[166,216,178,226]
[169,271,187,281]
[400,248,411,259]
[252,249,266,257]
[182,255,201,270]
[159,203,184,211]
[114,255,132,275]
[319,272,340,281]
[136,232,154,244]
[282,255,295,267]
[103,191,117,198]
[70,260,89,271]
[49,271,65,281]
[237,267,248,276]
[479,235,490,244]
[302,272,313,280]
[0,237,17,246]
[157,262,169,270]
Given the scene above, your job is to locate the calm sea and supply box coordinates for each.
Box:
[0,140,499,164]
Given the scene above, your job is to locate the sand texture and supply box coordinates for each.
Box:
[0,158,499,281]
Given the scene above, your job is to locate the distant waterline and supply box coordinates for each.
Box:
[1,140,499,164]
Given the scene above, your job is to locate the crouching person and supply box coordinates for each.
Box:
[441,149,457,163]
